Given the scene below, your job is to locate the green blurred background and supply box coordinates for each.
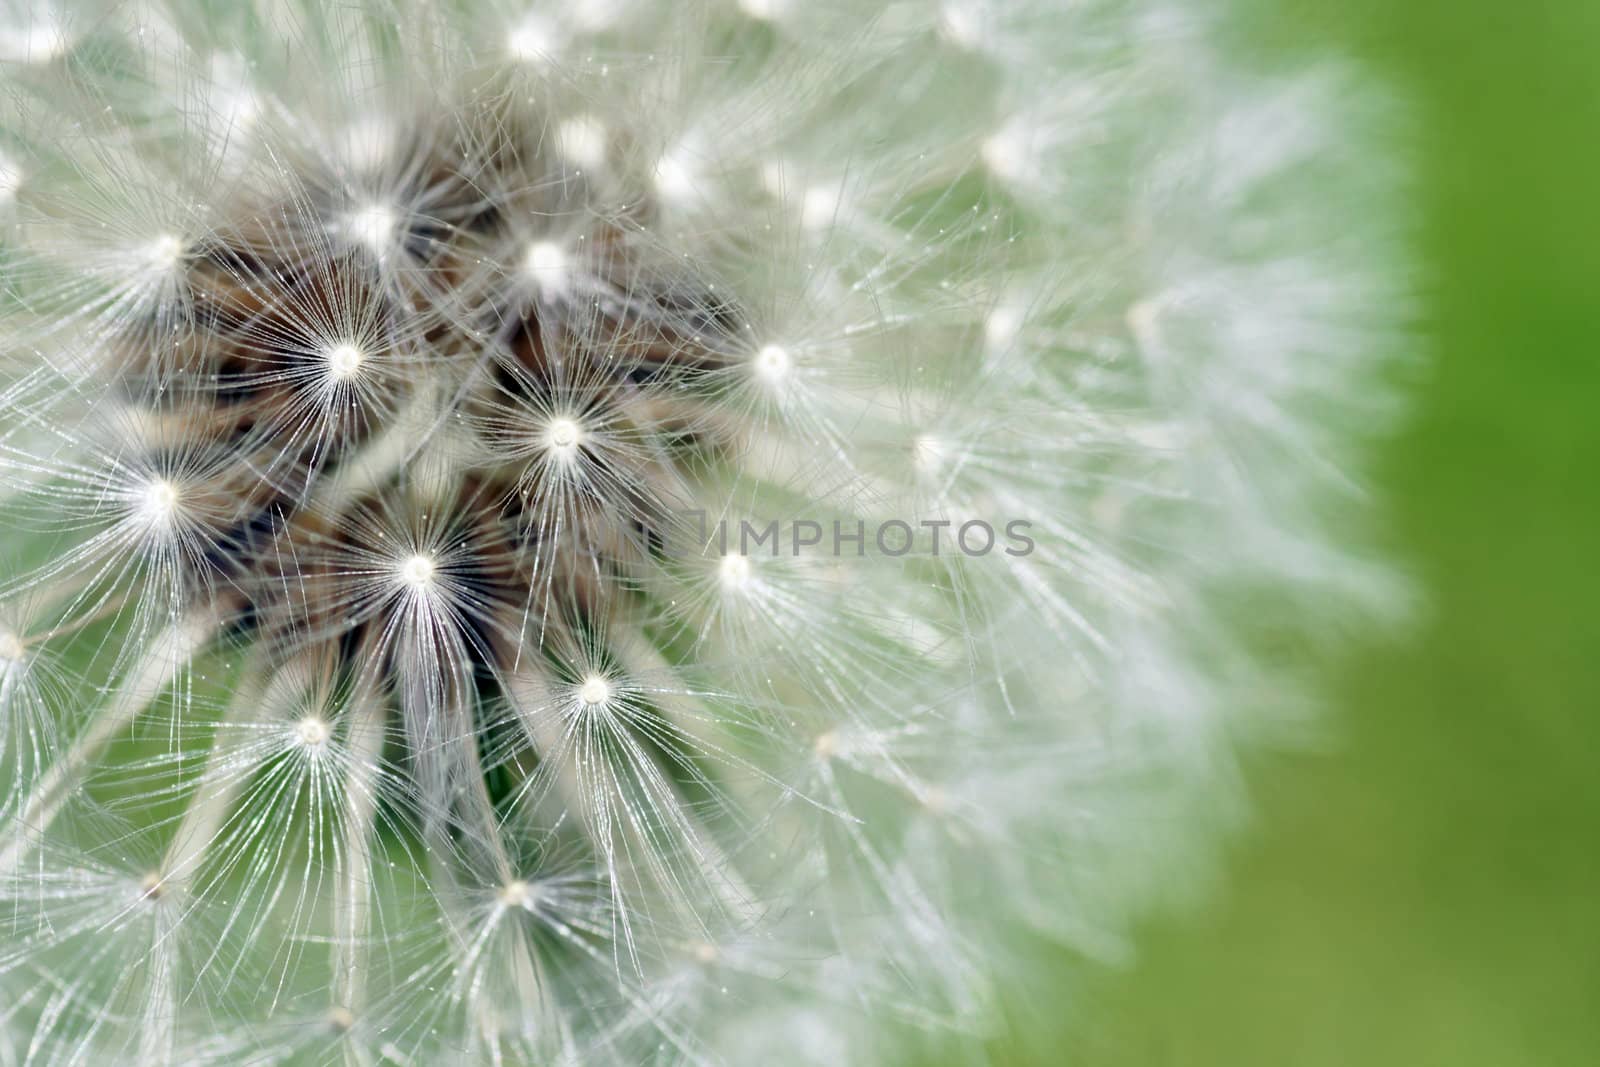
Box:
[1005,2,1600,1063]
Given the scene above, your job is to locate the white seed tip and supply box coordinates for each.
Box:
[913,433,948,474]
[546,416,582,452]
[693,941,719,963]
[296,716,331,747]
[506,14,557,62]
[0,154,20,202]
[800,184,843,231]
[0,631,24,663]
[739,0,789,22]
[982,121,1033,182]
[938,2,988,50]
[339,117,396,172]
[524,241,570,296]
[753,343,791,385]
[653,149,700,202]
[718,552,752,590]
[759,160,791,198]
[984,302,1024,355]
[0,18,67,64]
[144,234,185,274]
[572,0,624,31]
[499,878,533,907]
[577,675,611,706]
[139,479,180,525]
[206,52,258,130]
[399,554,435,588]
[324,342,365,381]
[813,730,838,759]
[556,116,608,169]
[346,202,397,252]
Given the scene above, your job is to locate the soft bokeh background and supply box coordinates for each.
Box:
[996,2,1599,1063]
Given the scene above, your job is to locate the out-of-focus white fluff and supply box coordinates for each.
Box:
[0,1,1406,1063]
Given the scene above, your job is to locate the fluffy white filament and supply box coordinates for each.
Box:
[0,1,1404,1063]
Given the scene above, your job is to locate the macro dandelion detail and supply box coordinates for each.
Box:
[0,1,1405,1064]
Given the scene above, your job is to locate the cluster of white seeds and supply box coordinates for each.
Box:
[0,2,1403,1064]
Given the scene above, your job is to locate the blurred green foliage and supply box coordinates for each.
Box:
[992,2,1600,1063]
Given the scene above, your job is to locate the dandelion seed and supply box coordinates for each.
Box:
[0,2,1405,1061]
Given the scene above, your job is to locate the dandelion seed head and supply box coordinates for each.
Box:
[0,3,1406,1061]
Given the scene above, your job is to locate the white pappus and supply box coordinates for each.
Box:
[0,1,1407,1064]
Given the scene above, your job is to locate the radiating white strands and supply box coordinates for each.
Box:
[0,1,1406,1064]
